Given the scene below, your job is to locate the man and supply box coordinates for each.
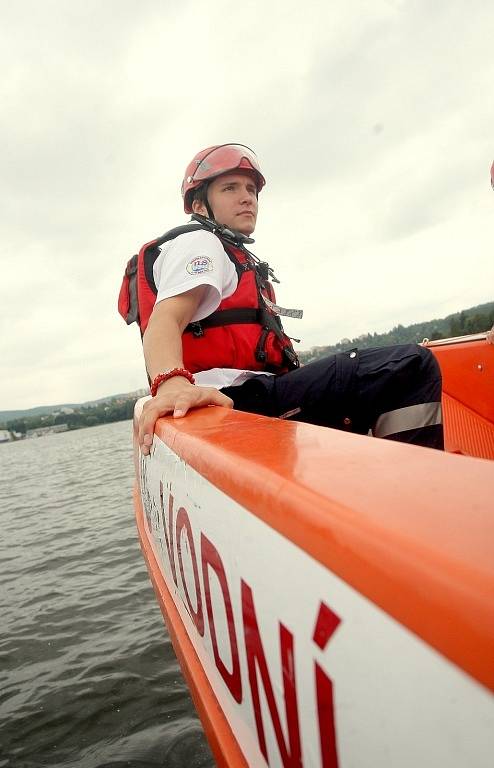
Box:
[120,143,443,455]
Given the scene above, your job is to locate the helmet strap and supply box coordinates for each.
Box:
[203,182,215,220]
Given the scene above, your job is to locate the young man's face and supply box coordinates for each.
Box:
[192,171,259,235]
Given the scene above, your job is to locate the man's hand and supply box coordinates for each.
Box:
[138,378,233,455]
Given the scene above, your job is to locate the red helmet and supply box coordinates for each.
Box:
[181,143,266,213]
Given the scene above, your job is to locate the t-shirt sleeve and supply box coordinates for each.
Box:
[153,229,237,321]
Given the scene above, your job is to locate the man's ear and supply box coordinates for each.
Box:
[192,199,208,216]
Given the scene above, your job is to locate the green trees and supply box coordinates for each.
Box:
[299,302,494,364]
[3,398,136,435]
[449,309,494,337]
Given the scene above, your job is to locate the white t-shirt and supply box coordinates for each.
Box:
[153,227,274,389]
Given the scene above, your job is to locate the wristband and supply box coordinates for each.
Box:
[150,368,195,397]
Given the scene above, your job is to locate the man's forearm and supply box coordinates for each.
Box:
[137,293,232,453]
[143,288,207,380]
[142,313,185,380]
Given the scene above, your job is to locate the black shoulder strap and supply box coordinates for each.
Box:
[143,223,205,292]
[125,254,139,324]
[143,221,252,292]
[154,223,205,248]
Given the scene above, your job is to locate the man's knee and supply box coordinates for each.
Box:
[371,345,443,448]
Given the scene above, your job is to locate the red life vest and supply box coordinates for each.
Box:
[118,222,299,374]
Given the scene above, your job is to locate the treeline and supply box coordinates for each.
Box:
[4,398,136,435]
[448,309,493,337]
[299,301,494,364]
[3,301,493,434]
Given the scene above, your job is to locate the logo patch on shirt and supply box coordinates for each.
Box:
[186,256,214,275]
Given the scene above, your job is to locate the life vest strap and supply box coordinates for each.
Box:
[185,308,261,336]
[143,224,206,292]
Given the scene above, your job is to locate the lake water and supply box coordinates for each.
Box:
[0,420,215,768]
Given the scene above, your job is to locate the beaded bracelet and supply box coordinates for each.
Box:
[150,368,195,397]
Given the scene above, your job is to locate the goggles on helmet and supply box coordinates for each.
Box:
[182,143,266,213]
[187,144,263,183]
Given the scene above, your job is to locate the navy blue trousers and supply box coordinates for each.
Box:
[221,344,444,450]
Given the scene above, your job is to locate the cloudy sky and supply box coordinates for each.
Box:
[1,0,493,410]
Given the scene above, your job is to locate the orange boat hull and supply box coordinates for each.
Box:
[132,335,494,767]
[428,335,494,458]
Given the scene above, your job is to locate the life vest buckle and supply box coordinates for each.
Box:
[190,322,204,338]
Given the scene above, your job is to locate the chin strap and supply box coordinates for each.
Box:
[191,213,256,247]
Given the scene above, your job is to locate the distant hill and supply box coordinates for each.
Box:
[0,403,81,422]
[298,301,494,364]
[0,390,147,424]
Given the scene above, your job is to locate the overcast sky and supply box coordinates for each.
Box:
[1,0,493,410]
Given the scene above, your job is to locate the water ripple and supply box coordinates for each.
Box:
[0,421,214,768]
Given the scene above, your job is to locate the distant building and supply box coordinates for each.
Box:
[0,429,12,443]
[26,424,69,438]
[52,407,75,416]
